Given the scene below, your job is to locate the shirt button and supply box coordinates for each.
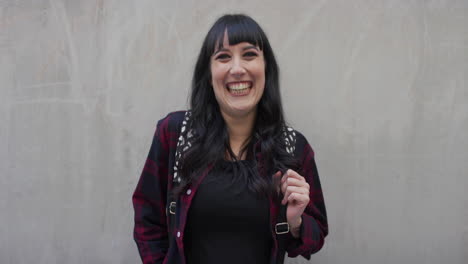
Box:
[177,231,181,238]
[186,189,192,195]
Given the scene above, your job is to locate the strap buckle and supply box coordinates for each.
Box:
[169,202,176,215]
[275,222,290,234]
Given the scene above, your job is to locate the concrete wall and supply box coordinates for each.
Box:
[1,1,467,263]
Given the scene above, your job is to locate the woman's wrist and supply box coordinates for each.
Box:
[289,217,302,238]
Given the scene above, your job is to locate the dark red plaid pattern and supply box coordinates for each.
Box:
[132,111,328,264]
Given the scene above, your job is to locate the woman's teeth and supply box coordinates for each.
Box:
[226,82,252,95]
[227,82,251,90]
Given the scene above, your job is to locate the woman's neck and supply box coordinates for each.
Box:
[221,110,256,159]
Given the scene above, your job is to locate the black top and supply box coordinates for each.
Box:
[184,160,272,264]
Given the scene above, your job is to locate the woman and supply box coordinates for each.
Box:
[133,14,328,264]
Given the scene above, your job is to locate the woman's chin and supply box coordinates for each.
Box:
[222,105,257,118]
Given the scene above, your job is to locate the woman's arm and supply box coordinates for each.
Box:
[132,119,171,264]
[285,133,328,259]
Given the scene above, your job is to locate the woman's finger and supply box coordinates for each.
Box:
[274,170,282,179]
[287,192,310,205]
[281,177,310,198]
[284,177,309,188]
[285,169,306,182]
[282,186,310,204]
[282,185,308,202]
[273,171,283,192]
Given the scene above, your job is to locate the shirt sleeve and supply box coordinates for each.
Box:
[132,119,170,264]
[286,134,328,259]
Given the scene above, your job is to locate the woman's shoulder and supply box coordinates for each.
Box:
[156,110,189,131]
[284,126,316,157]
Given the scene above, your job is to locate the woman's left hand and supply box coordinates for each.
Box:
[275,169,310,237]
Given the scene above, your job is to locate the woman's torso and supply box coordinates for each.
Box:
[184,159,272,264]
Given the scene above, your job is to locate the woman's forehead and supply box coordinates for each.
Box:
[214,28,260,48]
[214,32,258,52]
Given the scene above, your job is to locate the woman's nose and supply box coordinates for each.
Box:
[229,58,246,76]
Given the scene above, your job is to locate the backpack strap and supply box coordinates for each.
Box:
[283,126,296,155]
[167,111,193,232]
[173,111,193,183]
[276,125,297,263]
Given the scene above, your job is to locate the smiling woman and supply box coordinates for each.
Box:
[132,14,328,264]
[211,36,265,120]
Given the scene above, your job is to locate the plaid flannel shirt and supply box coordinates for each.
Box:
[132,111,328,264]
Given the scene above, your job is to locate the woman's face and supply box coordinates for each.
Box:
[210,33,265,118]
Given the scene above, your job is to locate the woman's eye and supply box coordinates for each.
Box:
[244,52,258,57]
[215,54,230,60]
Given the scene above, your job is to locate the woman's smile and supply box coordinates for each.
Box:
[226,81,253,96]
[210,32,266,117]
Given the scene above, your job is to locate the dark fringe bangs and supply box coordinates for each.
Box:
[206,14,266,55]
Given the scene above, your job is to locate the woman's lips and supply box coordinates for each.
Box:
[225,81,252,96]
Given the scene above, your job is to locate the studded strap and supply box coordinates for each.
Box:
[173,111,193,183]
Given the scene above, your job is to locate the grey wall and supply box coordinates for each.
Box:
[1,1,467,263]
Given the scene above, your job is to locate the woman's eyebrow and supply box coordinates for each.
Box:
[213,48,229,56]
[214,45,259,56]
[242,45,259,51]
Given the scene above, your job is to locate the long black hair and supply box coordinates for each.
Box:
[178,14,299,198]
